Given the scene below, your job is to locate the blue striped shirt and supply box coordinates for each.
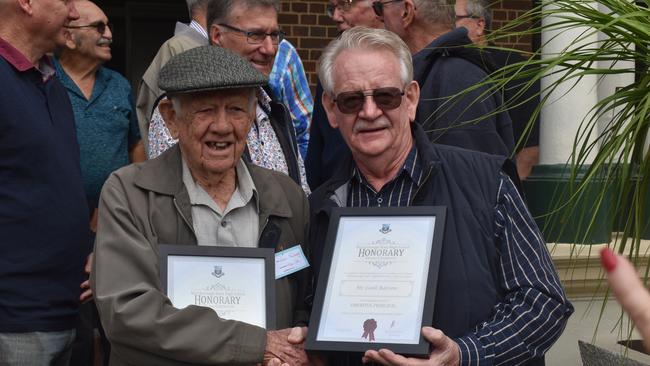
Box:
[269,40,313,159]
[349,146,570,365]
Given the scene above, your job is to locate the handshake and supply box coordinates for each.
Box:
[262,327,322,366]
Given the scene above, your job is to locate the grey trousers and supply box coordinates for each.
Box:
[0,329,76,366]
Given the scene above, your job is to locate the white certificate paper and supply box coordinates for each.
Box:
[167,255,267,328]
[316,216,435,344]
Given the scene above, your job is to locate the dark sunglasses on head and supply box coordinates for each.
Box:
[371,0,404,17]
[333,87,405,114]
[65,21,111,35]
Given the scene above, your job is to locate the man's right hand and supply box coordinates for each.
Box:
[263,328,309,366]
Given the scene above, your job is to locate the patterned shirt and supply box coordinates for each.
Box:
[348,145,423,207]
[250,90,311,194]
[350,151,569,365]
[269,39,312,159]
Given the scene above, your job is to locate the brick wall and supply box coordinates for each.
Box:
[277,0,535,92]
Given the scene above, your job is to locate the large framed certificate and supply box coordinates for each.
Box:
[305,206,446,355]
[159,245,276,329]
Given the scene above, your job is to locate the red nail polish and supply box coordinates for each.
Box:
[600,248,617,272]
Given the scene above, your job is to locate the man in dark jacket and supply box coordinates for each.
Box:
[377,0,515,157]
[309,26,571,366]
[455,0,541,180]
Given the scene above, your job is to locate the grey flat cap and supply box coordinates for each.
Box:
[158,45,267,94]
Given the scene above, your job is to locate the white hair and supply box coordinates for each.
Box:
[318,27,413,95]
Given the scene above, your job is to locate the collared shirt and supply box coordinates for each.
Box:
[268,39,313,159]
[0,36,55,82]
[148,89,311,194]
[348,146,567,365]
[348,145,424,207]
[182,159,259,247]
[0,36,90,332]
[53,58,140,208]
[189,20,208,40]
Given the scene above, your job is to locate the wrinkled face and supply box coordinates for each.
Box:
[454,0,485,44]
[162,89,256,179]
[34,0,80,52]
[211,4,279,76]
[323,48,419,161]
[66,1,112,62]
[329,0,383,33]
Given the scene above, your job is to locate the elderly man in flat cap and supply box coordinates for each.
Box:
[91,45,310,366]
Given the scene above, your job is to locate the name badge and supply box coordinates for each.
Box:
[275,245,309,279]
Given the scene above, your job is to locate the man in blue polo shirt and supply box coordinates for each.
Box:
[0,0,91,364]
[55,0,145,232]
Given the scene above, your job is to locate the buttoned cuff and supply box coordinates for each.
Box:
[455,333,492,366]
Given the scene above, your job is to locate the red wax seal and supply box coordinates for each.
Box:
[361,319,377,342]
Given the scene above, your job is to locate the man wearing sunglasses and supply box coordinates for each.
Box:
[56,0,145,231]
[308,27,571,366]
[376,0,515,159]
[54,1,145,363]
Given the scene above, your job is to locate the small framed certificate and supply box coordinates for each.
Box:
[159,245,276,330]
[305,206,446,356]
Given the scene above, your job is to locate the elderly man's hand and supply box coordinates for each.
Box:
[362,327,460,366]
[601,248,650,350]
[263,327,309,366]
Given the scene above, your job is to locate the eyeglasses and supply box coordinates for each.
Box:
[455,14,481,20]
[371,0,404,17]
[217,23,285,45]
[326,0,354,17]
[333,87,405,114]
[65,21,112,35]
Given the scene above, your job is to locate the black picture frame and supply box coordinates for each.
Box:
[159,245,276,330]
[305,206,446,356]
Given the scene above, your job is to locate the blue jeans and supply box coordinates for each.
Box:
[0,329,75,366]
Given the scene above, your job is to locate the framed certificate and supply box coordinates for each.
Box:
[159,245,276,330]
[305,206,446,355]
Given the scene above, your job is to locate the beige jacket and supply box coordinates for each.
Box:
[91,146,310,365]
[135,24,207,150]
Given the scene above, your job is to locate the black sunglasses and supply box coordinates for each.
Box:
[371,0,404,17]
[217,23,285,45]
[333,87,405,114]
[65,21,112,35]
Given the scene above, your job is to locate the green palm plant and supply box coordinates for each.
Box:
[459,0,650,250]
[460,0,650,350]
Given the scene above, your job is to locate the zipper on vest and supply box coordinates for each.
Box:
[410,165,434,205]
